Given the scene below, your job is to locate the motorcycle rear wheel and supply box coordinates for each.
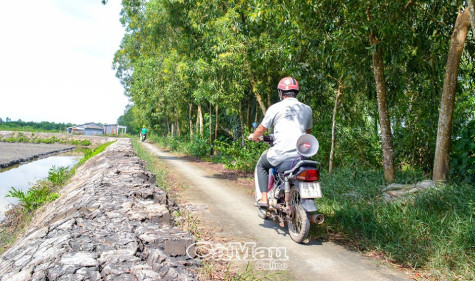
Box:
[288,187,310,243]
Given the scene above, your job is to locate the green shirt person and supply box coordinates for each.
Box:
[141,126,148,141]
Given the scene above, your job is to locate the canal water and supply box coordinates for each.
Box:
[0,154,81,221]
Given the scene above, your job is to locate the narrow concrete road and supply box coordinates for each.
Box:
[142,142,410,281]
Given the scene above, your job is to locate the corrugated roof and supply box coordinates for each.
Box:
[79,123,103,130]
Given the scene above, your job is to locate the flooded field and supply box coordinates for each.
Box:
[0,151,81,221]
[0,142,74,168]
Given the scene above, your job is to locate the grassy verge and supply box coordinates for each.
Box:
[148,135,475,280]
[70,141,115,173]
[314,169,474,280]
[132,138,284,280]
[131,138,170,190]
[0,141,115,253]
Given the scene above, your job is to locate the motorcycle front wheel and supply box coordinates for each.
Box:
[288,187,310,243]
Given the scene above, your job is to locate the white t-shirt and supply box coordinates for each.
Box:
[261,97,313,166]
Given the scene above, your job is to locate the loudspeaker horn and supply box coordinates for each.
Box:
[296,134,319,157]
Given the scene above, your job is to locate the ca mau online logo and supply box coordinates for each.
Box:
[187,241,289,262]
[187,241,289,271]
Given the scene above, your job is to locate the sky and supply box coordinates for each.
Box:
[0,0,129,125]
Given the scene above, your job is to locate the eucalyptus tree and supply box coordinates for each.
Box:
[433,6,472,181]
[109,0,474,180]
[469,0,475,35]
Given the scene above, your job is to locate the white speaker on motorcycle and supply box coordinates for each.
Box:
[296,134,319,157]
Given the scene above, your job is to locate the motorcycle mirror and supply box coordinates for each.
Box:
[252,122,258,130]
[296,134,319,157]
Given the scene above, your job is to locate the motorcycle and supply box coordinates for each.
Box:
[255,133,324,243]
[141,133,147,142]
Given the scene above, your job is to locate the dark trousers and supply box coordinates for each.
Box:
[256,150,276,193]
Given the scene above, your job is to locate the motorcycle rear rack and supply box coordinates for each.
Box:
[283,160,321,177]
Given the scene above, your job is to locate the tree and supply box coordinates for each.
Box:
[469,0,475,35]
[117,104,140,135]
[368,29,395,184]
[329,78,343,174]
[110,0,474,182]
[433,7,471,182]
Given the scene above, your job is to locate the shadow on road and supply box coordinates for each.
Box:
[258,218,324,246]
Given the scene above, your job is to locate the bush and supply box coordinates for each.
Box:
[184,137,212,157]
[451,119,475,184]
[6,185,59,213]
[70,139,91,146]
[214,139,267,173]
[47,166,70,185]
[73,141,115,170]
[318,169,475,279]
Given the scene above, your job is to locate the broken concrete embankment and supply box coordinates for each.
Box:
[0,139,198,280]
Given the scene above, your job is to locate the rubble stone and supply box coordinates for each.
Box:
[0,139,197,280]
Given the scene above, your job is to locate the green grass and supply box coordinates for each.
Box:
[5,165,71,213]
[145,135,474,280]
[314,168,475,280]
[71,141,115,173]
[131,138,169,189]
[1,141,115,253]
[131,138,287,280]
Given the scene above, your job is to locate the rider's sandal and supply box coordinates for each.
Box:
[256,201,269,208]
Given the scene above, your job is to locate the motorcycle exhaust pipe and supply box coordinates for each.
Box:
[310,214,325,224]
[284,179,290,204]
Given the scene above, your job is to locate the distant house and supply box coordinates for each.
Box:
[67,123,127,136]
[103,124,127,135]
[67,126,85,135]
[67,123,103,136]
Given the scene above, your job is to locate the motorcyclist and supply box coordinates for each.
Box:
[141,126,148,141]
[248,77,313,207]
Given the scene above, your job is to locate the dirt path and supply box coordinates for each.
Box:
[142,142,411,281]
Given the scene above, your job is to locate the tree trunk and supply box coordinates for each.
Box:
[329,81,342,174]
[369,33,395,184]
[189,103,193,140]
[166,120,169,136]
[240,11,267,116]
[214,104,219,141]
[246,94,251,129]
[267,75,273,108]
[249,73,267,116]
[468,0,475,36]
[239,102,245,146]
[209,102,213,144]
[433,7,471,182]
[197,102,203,137]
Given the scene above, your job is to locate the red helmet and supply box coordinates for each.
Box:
[277,77,299,92]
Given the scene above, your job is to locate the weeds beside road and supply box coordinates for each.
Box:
[148,135,475,280]
[133,139,286,280]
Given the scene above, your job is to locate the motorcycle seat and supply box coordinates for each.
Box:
[276,158,302,173]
